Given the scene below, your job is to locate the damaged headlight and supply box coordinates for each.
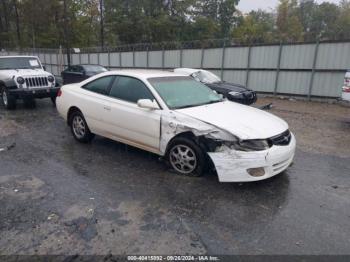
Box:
[228,139,271,152]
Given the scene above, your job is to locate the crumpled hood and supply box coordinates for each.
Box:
[0,69,51,78]
[176,101,289,140]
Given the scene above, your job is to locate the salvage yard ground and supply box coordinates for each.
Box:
[0,97,350,255]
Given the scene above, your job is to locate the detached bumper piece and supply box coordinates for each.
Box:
[209,132,296,183]
[9,87,60,99]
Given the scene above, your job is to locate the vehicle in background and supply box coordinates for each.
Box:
[174,68,257,105]
[56,70,295,183]
[0,56,58,110]
[342,71,350,102]
[61,64,108,84]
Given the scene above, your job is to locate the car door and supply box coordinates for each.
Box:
[102,76,162,153]
[77,76,115,134]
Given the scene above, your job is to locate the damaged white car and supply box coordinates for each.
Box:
[56,70,296,182]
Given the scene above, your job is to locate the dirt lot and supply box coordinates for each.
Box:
[0,97,350,256]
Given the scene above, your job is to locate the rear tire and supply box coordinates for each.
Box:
[166,137,206,177]
[69,111,95,143]
[1,88,16,110]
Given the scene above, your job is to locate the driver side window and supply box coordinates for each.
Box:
[82,76,114,95]
[109,76,155,103]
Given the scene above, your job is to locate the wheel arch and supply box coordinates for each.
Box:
[67,106,82,126]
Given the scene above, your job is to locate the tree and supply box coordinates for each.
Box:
[232,10,276,44]
[276,0,304,42]
[334,0,350,40]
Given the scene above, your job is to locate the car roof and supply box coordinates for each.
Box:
[174,68,202,75]
[101,69,188,79]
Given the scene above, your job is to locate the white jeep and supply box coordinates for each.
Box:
[0,56,60,110]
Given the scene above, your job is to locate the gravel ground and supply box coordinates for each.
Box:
[0,97,349,256]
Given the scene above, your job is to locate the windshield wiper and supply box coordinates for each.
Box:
[173,104,198,110]
[174,99,223,110]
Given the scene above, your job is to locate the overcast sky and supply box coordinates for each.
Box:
[238,0,341,13]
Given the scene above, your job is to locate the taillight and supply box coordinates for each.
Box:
[57,89,62,97]
[343,86,350,93]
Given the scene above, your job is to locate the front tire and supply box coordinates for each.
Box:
[69,111,95,143]
[166,137,206,177]
[1,88,16,110]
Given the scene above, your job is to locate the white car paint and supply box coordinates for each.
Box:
[56,70,296,182]
[174,68,204,76]
[176,101,288,140]
[342,71,350,102]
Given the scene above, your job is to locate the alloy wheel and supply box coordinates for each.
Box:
[2,90,8,106]
[72,115,86,139]
[169,144,197,174]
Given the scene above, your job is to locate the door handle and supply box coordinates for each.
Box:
[103,106,111,111]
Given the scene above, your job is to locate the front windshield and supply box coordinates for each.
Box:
[0,57,42,70]
[192,70,221,84]
[149,76,223,109]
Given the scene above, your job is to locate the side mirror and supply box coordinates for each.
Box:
[137,99,159,110]
[43,66,46,71]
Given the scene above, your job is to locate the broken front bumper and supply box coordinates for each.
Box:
[208,133,296,182]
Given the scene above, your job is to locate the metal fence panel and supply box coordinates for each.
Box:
[164,50,180,68]
[280,44,315,69]
[44,53,50,66]
[3,40,349,98]
[109,52,120,67]
[149,51,162,68]
[248,71,276,92]
[89,53,98,64]
[121,52,133,67]
[135,51,147,67]
[223,70,247,86]
[277,71,311,95]
[51,65,59,76]
[203,48,222,68]
[100,53,109,67]
[250,46,280,69]
[182,49,202,68]
[38,53,45,63]
[81,53,89,64]
[51,53,57,65]
[311,72,343,97]
[72,54,79,64]
[317,42,350,70]
[224,47,249,68]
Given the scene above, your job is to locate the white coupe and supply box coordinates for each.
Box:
[56,70,296,182]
